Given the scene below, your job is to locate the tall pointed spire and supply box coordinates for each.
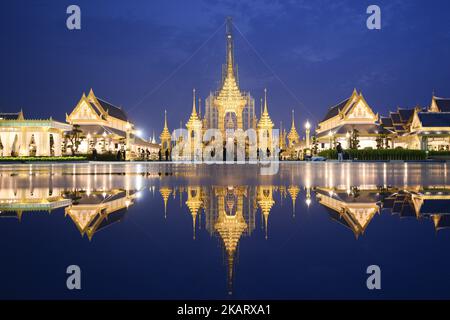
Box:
[260,98,263,117]
[164,109,168,129]
[263,88,268,114]
[226,17,234,77]
[191,88,197,116]
[287,109,300,147]
[257,90,274,130]
[291,109,295,128]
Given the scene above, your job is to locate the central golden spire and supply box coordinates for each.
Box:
[214,17,247,135]
[226,17,234,78]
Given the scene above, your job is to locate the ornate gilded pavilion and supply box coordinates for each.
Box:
[381,95,450,150]
[315,89,392,151]
[0,110,71,157]
[66,89,159,158]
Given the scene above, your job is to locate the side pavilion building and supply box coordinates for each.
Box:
[0,110,71,157]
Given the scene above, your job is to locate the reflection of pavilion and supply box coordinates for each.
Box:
[65,189,137,240]
[0,185,137,240]
[315,186,381,238]
[0,187,71,220]
[381,186,450,231]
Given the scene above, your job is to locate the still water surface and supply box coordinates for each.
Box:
[0,162,449,299]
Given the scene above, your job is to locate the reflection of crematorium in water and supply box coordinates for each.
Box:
[1,166,450,294]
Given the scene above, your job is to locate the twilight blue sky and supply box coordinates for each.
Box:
[1,0,450,137]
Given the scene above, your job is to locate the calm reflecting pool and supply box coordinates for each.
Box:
[1,162,450,299]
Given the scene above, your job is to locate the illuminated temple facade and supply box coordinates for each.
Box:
[165,18,278,161]
[66,89,159,158]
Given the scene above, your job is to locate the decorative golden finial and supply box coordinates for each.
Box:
[291,109,295,128]
[192,88,197,115]
[226,17,234,76]
[260,98,263,117]
[263,88,268,114]
[164,109,168,129]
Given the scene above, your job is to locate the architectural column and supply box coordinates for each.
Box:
[236,112,243,131]
[218,111,225,140]
[20,128,27,156]
[54,132,62,156]
[37,131,50,156]
[5,132,12,156]
[0,132,8,156]
[421,136,428,151]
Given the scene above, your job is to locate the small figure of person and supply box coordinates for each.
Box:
[92,148,98,161]
[266,147,271,158]
[336,142,344,161]
[116,149,122,161]
[165,148,169,161]
[158,149,162,161]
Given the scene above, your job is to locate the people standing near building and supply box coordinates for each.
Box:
[336,143,343,161]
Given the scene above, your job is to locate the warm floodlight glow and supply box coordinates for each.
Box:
[305,121,311,130]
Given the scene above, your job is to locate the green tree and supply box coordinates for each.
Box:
[311,135,318,155]
[375,134,383,149]
[65,124,84,155]
[350,129,360,150]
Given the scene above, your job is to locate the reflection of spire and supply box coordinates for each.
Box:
[159,186,172,218]
[288,185,300,217]
[186,187,202,240]
[214,191,247,295]
[257,186,275,239]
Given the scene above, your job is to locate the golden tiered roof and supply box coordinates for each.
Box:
[287,109,300,145]
[186,89,202,131]
[213,18,247,134]
[257,89,274,130]
[159,110,171,143]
